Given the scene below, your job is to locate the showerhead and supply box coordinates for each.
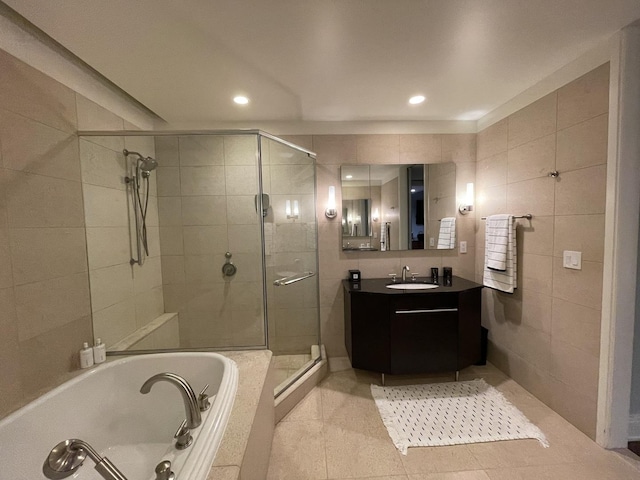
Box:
[139,156,158,173]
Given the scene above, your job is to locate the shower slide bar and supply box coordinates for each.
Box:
[273,271,316,286]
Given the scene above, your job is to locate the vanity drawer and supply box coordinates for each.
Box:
[392,293,458,312]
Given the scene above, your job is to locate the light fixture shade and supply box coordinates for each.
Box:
[372,207,379,222]
[285,199,292,217]
[293,200,299,217]
[326,186,337,219]
[459,182,475,215]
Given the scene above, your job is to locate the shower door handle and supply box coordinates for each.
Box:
[273,271,315,286]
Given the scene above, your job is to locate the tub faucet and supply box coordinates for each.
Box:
[140,372,202,429]
[44,438,128,480]
[402,265,410,282]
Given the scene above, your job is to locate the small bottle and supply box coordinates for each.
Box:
[430,267,439,284]
[443,267,453,287]
[79,342,94,369]
[93,338,106,364]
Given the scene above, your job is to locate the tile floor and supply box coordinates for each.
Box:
[273,353,313,392]
[267,363,640,479]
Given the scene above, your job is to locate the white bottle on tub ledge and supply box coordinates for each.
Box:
[79,342,94,369]
[93,338,106,364]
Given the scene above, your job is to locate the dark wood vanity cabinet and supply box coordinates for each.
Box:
[343,277,482,375]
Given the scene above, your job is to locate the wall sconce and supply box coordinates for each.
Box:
[325,186,337,219]
[459,182,475,215]
[286,199,299,219]
[372,208,379,222]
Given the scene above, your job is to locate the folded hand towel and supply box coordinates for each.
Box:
[437,217,456,249]
[483,214,517,293]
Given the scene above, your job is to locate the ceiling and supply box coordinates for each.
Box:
[5,1,640,125]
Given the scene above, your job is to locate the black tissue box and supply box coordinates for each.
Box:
[348,269,361,282]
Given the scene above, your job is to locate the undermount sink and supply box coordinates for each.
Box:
[386,283,439,290]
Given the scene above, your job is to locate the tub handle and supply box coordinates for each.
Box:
[155,460,175,480]
[174,419,193,450]
[198,384,211,411]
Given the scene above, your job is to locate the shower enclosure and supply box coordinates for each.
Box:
[77,130,320,396]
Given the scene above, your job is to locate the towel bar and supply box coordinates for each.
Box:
[481,214,532,220]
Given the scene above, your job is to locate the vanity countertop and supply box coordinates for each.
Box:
[343,275,483,294]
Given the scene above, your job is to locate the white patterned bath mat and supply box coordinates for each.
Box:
[370,379,548,455]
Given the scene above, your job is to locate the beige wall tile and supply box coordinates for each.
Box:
[18,315,92,396]
[156,166,181,196]
[443,133,477,163]
[183,225,228,254]
[226,195,259,225]
[184,254,225,284]
[161,255,185,285]
[10,228,87,285]
[548,377,597,439]
[399,134,442,164]
[15,272,91,342]
[157,196,182,226]
[556,114,607,174]
[521,254,553,296]
[507,177,554,217]
[476,153,507,189]
[553,214,604,262]
[133,256,162,294]
[89,263,134,312]
[179,136,224,166]
[180,166,225,195]
[313,135,357,165]
[82,184,128,227]
[270,164,315,195]
[551,297,601,357]
[476,185,506,218]
[135,285,164,327]
[356,134,400,164]
[517,215,553,256]
[521,290,552,334]
[0,109,81,181]
[557,63,609,130]
[92,298,137,347]
[181,196,227,225]
[79,139,126,190]
[6,171,85,227]
[0,49,77,133]
[124,134,155,159]
[0,237,12,289]
[279,134,313,151]
[550,338,599,401]
[223,135,257,165]
[507,134,556,183]
[477,119,507,160]
[552,258,603,310]
[86,227,130,270]
[507,93,557,149]
[0,287,22,417]
[553,165,606,216]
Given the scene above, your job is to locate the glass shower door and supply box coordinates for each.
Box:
[260,136,320,394]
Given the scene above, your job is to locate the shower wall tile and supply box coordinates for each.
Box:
[225,165,258,195]
[183,225,228,254]
[5,171,85,228]
[554,164,606,215]
[506,176,554,217]
[76,94,124,131]
[85,227,131,270]
[135,286,165,328]
[156,167,181,196]
[124,134,156,159]
[223,136,258,166]
[180,166,226,195]
[83,184,129,227]
[92,298,137,348]
[161,256,186,285]
[158,197,183,226]
[184,254,226,284]
[179,136,224,166]
[9,228,87,285]
[159,226,184,255]
[89,263,134,312]
[181,196,227,225]
[226,195,259,225]
[0,109,81,181]
[0,288,22,418]
[551,258,603,310]
[79,139,127,190]
[553,214,605,262]
[15,272,91,342]
[133,256,163,294]
[551,297,601,357]
[556,113,608,172]
[0,234,12,289]
[155,137,180,166]
[517,215,554,256]
[0,49,77,134]
[557,63,610,130]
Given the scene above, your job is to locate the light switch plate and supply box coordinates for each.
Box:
[563,250,582,270]
[429,237,435,247]
[459,241,467,253]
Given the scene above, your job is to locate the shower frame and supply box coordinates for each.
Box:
[77,129,322,366]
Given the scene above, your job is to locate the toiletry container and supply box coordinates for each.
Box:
[79,342,94,369]
[93,338,106,364]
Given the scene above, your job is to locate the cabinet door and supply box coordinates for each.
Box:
[389,308,458,374]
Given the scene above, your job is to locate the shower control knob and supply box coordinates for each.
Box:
[222,252,237,277]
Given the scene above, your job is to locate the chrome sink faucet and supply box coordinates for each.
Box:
[140,372,202,429]
[402,265,410,282]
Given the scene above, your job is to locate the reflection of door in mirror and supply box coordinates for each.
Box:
[408,165,424,249]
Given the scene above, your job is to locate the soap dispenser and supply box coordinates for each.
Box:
[79,342,94,369]
[93,338,106,364]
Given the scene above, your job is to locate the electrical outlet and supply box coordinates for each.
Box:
[459,241,467,253]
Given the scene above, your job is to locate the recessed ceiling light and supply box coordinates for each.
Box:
[233,95,249,105]
[346,175,353,179]
[409,95,426,105]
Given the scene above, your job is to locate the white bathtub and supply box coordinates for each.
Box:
[0,352,238,480]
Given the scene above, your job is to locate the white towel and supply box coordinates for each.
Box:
[483,214,517,293]
[437,217,456,249]
[380,222,387,251]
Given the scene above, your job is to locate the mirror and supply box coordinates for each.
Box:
[341,163,457,251]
